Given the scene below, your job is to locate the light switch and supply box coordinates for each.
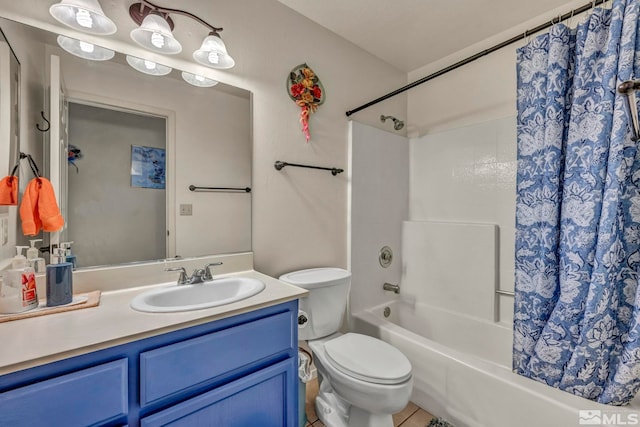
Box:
[179,204,193,216]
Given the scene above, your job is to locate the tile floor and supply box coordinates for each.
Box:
[303,378,435,427]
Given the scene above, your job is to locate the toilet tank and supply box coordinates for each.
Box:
[279,268,351,341]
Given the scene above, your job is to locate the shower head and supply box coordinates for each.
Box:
[380,115,404,130]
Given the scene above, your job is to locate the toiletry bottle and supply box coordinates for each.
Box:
[0,246,38,313]
[26,239,46,273]
[60,241,76,270]
[46,248,73,307]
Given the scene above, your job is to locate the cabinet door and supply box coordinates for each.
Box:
[141,358,297,427]
[0,359,128,427]
[140,310,294,407]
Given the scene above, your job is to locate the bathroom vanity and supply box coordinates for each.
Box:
[0,256,306,427]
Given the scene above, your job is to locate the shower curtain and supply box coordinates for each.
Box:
[513,0,640,405]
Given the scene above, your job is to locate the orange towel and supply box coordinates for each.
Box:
[0,176,18,205]
[20,178,42,236]
[38,178,64,232]
[19,178,64,236]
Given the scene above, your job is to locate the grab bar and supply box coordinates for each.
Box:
[495,289,515,297]
[618,79,640,141]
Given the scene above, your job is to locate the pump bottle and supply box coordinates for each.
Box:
[26,239,46,273]
[0,246,38,313]
[46,248,73,306]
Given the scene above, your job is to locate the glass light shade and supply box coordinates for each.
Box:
[126,55,172,76]
[130,13,182,54]
[181,71,218,88]
[193,33,235,69]
[57,35,115,61]
[49,0,116,35]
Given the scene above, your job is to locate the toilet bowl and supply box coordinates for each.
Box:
[279,268,413,427]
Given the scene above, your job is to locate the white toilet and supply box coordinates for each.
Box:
[280,268,413,427]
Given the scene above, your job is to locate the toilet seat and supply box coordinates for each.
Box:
[323,333,411,385]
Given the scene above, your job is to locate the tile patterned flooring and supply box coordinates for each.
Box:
[303,378,435,427]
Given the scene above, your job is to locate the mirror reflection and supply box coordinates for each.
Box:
[0,17,252,269]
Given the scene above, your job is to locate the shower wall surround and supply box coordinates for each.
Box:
[348,122,409,316]
[410,116,517,324]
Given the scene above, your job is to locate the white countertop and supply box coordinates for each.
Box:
[0,268,307,375]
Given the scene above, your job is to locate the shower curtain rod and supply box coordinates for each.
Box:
[345,0,608,117]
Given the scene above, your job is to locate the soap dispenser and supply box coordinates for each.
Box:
[46,248,73,307]
[0,246,38,313]
[26,239,46,273]
[60,241,76,270]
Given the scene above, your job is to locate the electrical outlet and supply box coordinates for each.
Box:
[179,204,193,216]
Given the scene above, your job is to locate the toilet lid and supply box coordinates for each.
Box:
[324,333,411,385]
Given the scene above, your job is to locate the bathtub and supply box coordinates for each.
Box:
[352,300,640,427]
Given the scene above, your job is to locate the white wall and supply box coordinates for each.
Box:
[348,121,409,316]
[0,0,408,277]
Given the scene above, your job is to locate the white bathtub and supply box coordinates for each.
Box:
[352,300,640,427]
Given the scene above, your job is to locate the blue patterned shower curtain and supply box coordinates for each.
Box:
[514,0,640,405]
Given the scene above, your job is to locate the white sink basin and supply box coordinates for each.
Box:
[130,277,266,313]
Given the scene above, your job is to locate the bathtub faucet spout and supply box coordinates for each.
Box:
[383,282,400,294]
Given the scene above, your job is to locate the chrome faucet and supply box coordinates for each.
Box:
[203,262,223,281]
[165,262,224,285]
[190,269,207,284]
[383,282,400,294]
[166,267,189,285]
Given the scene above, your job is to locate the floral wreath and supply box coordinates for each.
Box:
[287,63,325,142]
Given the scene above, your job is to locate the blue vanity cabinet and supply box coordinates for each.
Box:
[0,300,298,427]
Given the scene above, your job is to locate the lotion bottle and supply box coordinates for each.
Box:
[46,248,73,307]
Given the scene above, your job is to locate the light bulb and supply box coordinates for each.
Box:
[143,60,157,70]
[74,8,93,29]
[208,51,219,65]
[78,41,95,53]
[151,32,165,49]
[195,75,205,82]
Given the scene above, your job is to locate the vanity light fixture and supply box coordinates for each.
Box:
[193,31,235,69]
[181,71,219,88]
[130,11,181,54]
[56,35,115,61]
[129,1,235,69]
[49,0,116,35]
[126,55,172,76]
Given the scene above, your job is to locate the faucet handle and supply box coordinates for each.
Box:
[165,267,189,285]
[203,262,223,281]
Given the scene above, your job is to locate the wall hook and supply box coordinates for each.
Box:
[36,111,50,132]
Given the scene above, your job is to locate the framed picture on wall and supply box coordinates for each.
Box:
[131,145,165,189]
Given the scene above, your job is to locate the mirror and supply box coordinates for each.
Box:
[0,26,19,265]
[0,16,252,269]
